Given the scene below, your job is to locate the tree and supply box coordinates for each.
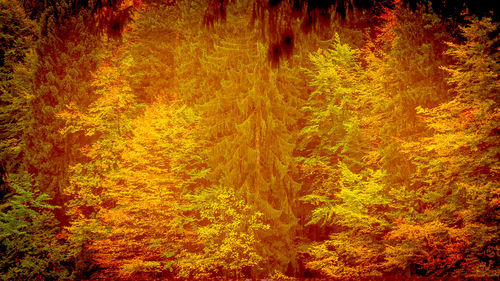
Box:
[89,102,200,279]
[172,2,305,275]
[63,6,203,278]
[198,35,302,277]
[24,2,100,207]
[0,0,36,191]
[20,0,134,38]
[298,35,391,277]
[390,17,499,277]
[125,4,178,103]
[178,186,269,278]
[0,0,36,82]
[1,2,70,279]
[363,0,451,187]
[60,40,140,279]
[0,172,70,280]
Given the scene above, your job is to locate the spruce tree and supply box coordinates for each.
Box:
[174,5,303,274]
[24,2,100,209]
[1,2,71,279]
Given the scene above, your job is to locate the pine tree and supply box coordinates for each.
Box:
[0,0,36,190]
[204,38,301,277]
[364,0,451,186]
[1,2,71,279]
[173,4,304,274]
[24,2,100,206]
[125,4,178,103]
[0,172,70,280]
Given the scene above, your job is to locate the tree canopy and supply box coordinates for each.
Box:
[0,0,498,279]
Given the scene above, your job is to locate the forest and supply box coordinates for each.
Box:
[0,0,498,280]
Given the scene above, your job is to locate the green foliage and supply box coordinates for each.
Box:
[125,6,178,103]
[0,3,72,279]
[0,173,70,280]
[300,33,370,172]
[302,164,390,277]
[0,0,37,187]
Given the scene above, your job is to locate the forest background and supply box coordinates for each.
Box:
[0,0,498,280]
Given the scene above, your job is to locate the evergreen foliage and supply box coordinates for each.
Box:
[0,173,70,281]
[1,2,71,279]
[191,29,302,276]
[25,2,100,202]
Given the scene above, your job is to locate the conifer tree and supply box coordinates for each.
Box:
[0,0,36,188]
[125,4,178,103]
[2,0,497,278]
[1,2,71,279]
[200,37,302,277]
[0,172,70,280]
[24,2,100,205]
[173,4,304,273]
